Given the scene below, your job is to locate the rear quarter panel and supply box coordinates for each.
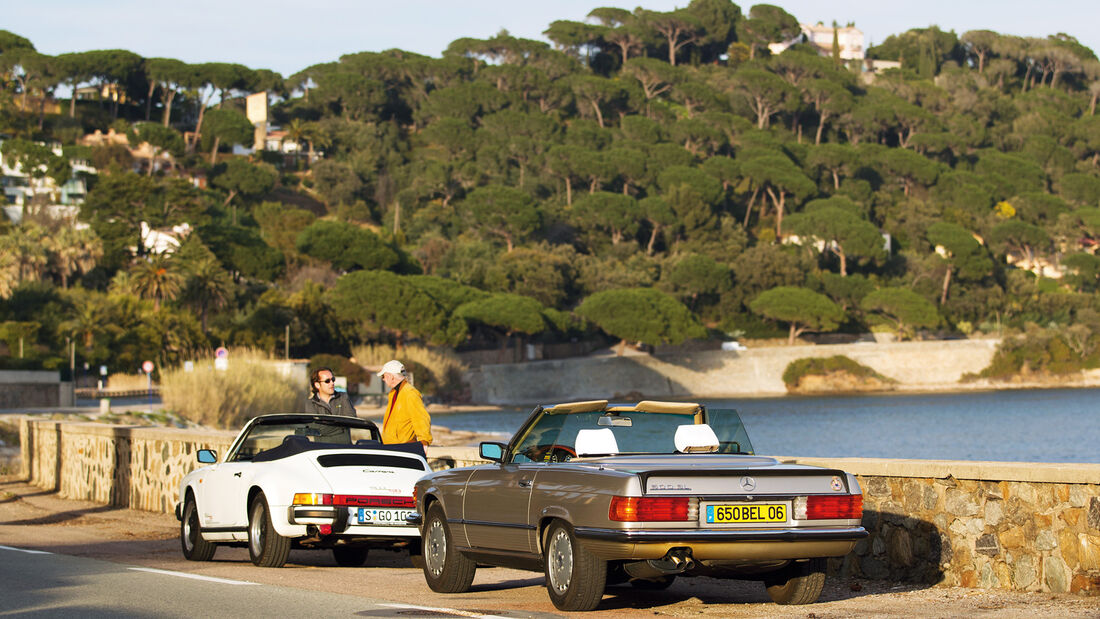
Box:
[529,464,639,548]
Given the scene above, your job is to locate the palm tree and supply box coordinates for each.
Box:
[182,254,235,333]
[0,247,19,299]
[0,224,49,284]
[59,289,119,352]
[282,118,306,154]
[49,225,103,289]
[129,253,183,311]
[301,121,331,166]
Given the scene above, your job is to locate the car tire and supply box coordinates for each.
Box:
[332,546,369,567]
[422,502,476,593]
[630,575,676,590]
[544,520,607,612]
[180,494,216,561]
[248,491,291,568]
[764,558,826,605]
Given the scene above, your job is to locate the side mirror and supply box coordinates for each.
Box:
[197,449,217,464]
[479,442,505,462]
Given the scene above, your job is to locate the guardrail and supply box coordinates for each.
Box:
[74,388,160,399]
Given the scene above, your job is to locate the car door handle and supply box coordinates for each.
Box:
[518,480,532,488]
[234,472,242,477]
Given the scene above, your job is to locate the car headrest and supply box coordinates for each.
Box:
[674,424,719,453]
[575,428,619,456]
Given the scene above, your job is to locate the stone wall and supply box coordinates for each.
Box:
[20,419,235,514]
[468,339,1003,405]
[0,370,64,408]
[784,457,1100,595]
[16,420,1100,595]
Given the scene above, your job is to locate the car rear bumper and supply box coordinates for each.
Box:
[575,526,867,543]
[573,526,868,561]
[288,506,420,537]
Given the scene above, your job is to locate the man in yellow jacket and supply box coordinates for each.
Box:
[378,359,432,445]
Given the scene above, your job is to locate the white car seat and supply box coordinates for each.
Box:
[575,428,620,456]
[674,424,720,453]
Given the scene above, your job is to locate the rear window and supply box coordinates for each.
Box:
[317,453,428,471]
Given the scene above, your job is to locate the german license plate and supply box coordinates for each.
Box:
[705,503,787,524]
[356,508,414,525]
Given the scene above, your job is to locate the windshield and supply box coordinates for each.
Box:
[231,419,379,462]
[509,407,753,463]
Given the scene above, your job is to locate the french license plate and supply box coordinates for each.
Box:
[356,508,414,525]
[705,503,787,524]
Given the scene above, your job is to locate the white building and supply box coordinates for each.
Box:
[0,137,94,225]
[768,22,865,61]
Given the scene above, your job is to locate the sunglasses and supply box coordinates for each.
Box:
[318,378,335,384]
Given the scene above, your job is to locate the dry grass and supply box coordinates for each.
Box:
[161,348,304,429]
[106,373,154,390]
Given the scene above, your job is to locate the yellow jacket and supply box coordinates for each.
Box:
[381,382,432,445]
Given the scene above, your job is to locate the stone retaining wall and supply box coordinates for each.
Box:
[467,339,1004,404]
[784,457,1100,595]
[16,420,1100,595]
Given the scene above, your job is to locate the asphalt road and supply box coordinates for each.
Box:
[1,479,1097,618]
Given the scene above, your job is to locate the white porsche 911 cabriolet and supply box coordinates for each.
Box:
[176,413,430,568]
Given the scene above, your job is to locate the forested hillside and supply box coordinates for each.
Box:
[2,1,1099,388]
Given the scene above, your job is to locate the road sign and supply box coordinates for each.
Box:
[215,347,229,359]
[142,360,154,374]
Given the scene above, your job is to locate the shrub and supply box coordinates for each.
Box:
[161,348,302,429]
[352,344,469,402]
[782,355,894,388]
[970,324,1100,380]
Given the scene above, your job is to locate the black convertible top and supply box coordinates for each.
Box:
[251,434,427,462]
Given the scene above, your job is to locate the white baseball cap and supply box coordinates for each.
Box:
[377,359,405,377]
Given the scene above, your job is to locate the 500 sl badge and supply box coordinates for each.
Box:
[648,482,692,491]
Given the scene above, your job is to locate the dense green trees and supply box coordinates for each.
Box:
[576,288,705,353]
[2,7,1100,378]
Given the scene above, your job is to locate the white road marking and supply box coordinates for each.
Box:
[128,567,260,585]
[0,544,52,554]
[379,603,513,618]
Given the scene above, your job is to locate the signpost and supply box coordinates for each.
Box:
[215,347,228,371]
[142,360,154,415]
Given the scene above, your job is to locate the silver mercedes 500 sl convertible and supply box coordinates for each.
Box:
[412,400,867,611]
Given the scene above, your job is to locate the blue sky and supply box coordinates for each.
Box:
[6,1,1098,77]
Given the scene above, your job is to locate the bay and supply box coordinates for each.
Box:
[430,387,1100,464]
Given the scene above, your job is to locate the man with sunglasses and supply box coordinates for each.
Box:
[306,367,355,417]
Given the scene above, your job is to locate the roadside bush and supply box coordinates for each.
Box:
[782,355,895,389]
[161,348,302,429]
[352,344,469,402]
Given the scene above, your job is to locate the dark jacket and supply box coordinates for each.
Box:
[306,390,356,417]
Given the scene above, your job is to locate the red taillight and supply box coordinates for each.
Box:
[292,493,332,505]
[609,496,690,522]
[333,495,416,509]
[805,494,863,520]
